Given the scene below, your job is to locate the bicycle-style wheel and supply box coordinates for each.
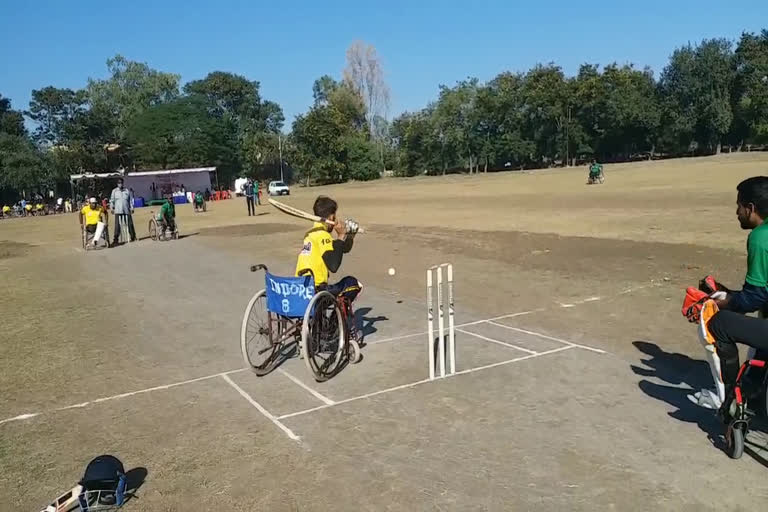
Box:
[240,290,281,376]
[301,291,346,382]
[148,218,158,241]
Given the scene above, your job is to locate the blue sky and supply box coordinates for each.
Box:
[1,0,766,129]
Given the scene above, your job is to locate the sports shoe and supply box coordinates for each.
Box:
[687,389,722,409]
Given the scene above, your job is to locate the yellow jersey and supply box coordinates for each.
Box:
[81,205,103,225]
[295,222,334,285]
[2,206,9,213]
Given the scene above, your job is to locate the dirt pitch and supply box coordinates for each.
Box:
[2,153,768,511]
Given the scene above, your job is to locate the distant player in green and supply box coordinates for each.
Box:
[159,195,176,233]
[194,190,205,211]
[588,159,603,182]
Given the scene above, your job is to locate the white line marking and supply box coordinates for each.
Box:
[0,368,248,425]
[277,346,573,421]
[453,346,573,376]
[221,374,301,443]
[581,296,601,303]
[559,303,575,308]
[457,328,538,355]
[487,321,606,354]
[367,310,541,346]
[278,369,335,405]
[367,331,423,345]
[0,413,39,425]
[458,309,542,328]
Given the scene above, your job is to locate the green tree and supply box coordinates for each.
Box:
[291,80,375,185]
[0,95,26,137]
[659,39,734,154]
[87,55,180,142]
[184,71,284,134]
[312,75,339,105]
[732,30,768,146]
[125,96,240,179]
[27,87,88,146]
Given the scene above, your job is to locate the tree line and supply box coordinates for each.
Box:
[392,31,768,175]
[1,32,767,198]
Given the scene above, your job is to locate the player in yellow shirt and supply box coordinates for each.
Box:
[79,197,107,246]
[1,205,10,218]
[295,196,361,302]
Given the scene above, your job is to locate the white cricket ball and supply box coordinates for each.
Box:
[388,267,396,276]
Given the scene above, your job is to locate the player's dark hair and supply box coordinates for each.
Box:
[737,177,768,217]
[313,196,337,218]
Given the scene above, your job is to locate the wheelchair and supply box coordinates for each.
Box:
[722,351,768,459]
[148,212,178,241]
[82,223,110,250]
[240,264,362,382]
[587,172,605,185]
[192,199,207,213]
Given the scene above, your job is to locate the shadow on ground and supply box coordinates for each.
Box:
[355,307,388,338]
[632,340,768,463]
[123,466,148,504]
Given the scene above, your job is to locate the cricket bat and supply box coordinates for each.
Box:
[268,199,365,233]
[40,484,82,512]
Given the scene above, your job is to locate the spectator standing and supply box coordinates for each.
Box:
[109,178,136,244]
[243,178,256,216]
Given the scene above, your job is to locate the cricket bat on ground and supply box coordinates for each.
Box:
[40,484,82,512]
[268,199,365,233]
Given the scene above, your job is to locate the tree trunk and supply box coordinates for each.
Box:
[484,156,488,173]
[649,145,655,160]
[716,142,722,154]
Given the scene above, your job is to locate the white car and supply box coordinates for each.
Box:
[268,181,290,196]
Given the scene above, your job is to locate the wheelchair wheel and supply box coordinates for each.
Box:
[301,291,346,382]
[726,422,745,459]
[348,338,362,364]
[241,290,280,375]
[148,218,158,241]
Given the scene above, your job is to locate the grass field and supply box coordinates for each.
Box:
[2,153,768,510]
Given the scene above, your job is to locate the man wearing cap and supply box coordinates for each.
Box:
[79,198,107,246]
[109,178,135,244]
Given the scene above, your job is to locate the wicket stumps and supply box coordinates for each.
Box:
[427,263,456,380]
[117,214,132,244]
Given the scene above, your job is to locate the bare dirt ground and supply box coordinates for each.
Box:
[2,153,768,511]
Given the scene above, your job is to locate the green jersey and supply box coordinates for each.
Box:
[160,201,175,220]
[589,163,602,176]
[194,192,204,204]
[746,222,768,288]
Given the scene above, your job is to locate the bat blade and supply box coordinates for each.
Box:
[268,199,365,233]
[41,484,83,512]
[268,198,325,224]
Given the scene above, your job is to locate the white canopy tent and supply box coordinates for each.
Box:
[70,167,217,205]
[122,167,216,202]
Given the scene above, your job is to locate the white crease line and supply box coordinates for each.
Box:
[458,309,542,327]
[453,346,573,375]
[559,303,575,308]
[0,368,248,426]
[221,374,301,443]
[367,310,540,346]
[277,346,573,421]
[367,331,424,345]
[278,369,335,405]
[457,328,538,355]
[487,321,606,354]
[0,413,40,425]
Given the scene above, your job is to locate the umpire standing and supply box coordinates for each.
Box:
[243,178,256,216]
[110,178,136,244]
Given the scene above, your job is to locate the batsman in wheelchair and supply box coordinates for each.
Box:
[295,195,362,307]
